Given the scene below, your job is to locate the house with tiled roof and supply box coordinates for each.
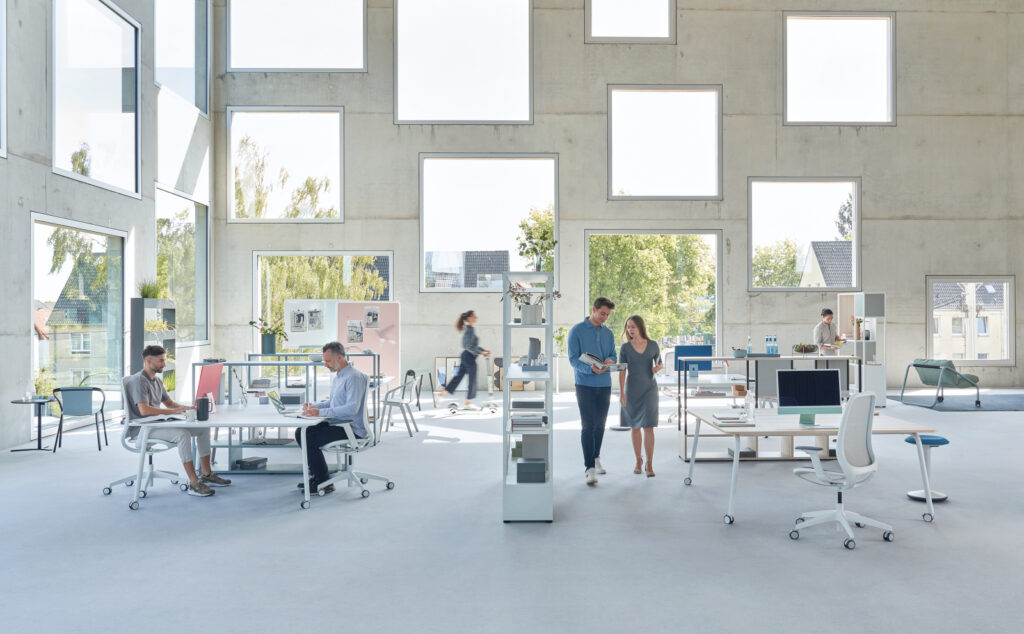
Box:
[799,241,853,288]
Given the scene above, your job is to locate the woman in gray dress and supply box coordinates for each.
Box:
[618,315,663,477]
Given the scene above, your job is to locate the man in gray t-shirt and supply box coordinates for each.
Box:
[124,345,230,497]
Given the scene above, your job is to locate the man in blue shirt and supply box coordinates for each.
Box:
[568,297,617,485]
[296,341,369,494]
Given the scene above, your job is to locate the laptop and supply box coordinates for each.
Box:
[267,391,321,419]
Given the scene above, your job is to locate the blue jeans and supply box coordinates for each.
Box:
[576,385,610,470]
[444,350,478,400]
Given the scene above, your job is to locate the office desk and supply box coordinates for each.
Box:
[129,408,330,510]
[10,397,56,452]
[683,408,939,525]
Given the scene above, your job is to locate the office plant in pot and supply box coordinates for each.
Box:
[505,282,561,325]
[249,318,288,354]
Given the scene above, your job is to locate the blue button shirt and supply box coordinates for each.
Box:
[568,316,617,387]
[314,364,368,438]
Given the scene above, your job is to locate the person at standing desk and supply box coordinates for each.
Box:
[297,341,368,495]
[124,345,231,498]
[813,308,843,356]
[568,296,617,486]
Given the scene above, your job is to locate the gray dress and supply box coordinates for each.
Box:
[619,341,660,429]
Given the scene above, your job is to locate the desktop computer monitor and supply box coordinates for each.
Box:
[528,337,541,362]
[777,369,842,425]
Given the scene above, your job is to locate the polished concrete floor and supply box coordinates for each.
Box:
[1,389,1021,633]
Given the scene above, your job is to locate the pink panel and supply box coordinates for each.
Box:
[336,301,401,382]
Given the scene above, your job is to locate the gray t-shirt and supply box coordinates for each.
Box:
[813,321,839,356]
[123,370,171,422]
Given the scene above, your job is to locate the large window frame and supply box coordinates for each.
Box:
[394,0,534,125]
[583,229,723,351]
[1,0,7,159]
[226,106,345,224]
[584,0,677,44]
[926,275,1016,367]
[607,85,723,201]
[747,177,861,293]
[51,0,142,197]
[226,0,368,73]
[155,0,211,116]
[155,184,210,347]
[783,11,896,126]
[419,152,559,293]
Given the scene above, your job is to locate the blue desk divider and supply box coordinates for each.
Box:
[676,345,713,371]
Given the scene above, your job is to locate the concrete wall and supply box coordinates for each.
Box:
[210,0,1023,391]
[0,0,213,449]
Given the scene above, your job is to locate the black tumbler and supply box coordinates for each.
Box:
[196,397,210,421]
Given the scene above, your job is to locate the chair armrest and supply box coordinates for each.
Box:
[795,446,827,480]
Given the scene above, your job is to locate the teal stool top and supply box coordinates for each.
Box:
[905,434,949,446]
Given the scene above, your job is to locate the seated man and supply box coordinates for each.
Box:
[296,341,369,495]
[124,345,231,498]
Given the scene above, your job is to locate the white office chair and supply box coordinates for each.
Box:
[788,393,895,550]
[382,377,419,436]
[316,413,394,501]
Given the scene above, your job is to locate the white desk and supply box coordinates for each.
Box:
[683,408,939,525]
[129,408,329,510]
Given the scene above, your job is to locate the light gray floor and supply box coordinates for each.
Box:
[2,389,1021,633]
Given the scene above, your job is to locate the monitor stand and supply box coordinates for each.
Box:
[799,413,817,426]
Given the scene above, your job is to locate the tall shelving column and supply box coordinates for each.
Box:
[855,292,886,406]
[502,272,554,523]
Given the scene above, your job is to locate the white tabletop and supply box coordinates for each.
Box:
[685,407,935,436]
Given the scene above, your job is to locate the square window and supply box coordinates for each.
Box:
[228,108,343,221]
[784,12,895,124]
[228,0,365,71]
[156,0,209,113]
[928,277,1015,364]
[749,179,859,290]
[932,317,940,336]
[54,0,140,194]
[421,155,557,291]
[586,0,676,43]
[977,316,989,336]
[395,0,531,123]
[951,317,964,336]
[609,86,721,199]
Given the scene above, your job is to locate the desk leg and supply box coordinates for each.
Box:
[12,404,52,452]
[299,425,311,510]
[911,433,936,522]
[724,435,741,525]
[130,429,149,510]
[684,418,701,485]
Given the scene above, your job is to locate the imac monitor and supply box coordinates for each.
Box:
[777,369,842,425]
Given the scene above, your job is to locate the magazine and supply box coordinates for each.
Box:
[578,353,627,372]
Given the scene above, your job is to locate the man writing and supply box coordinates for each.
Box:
[568,297,617,485]
[295,341,369,495]
[123,345,231,497]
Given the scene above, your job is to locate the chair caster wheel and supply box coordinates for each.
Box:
[180,484,189,492]
[795,517,805,524]
[683,477,692,486]
[723,514,734,525]
[300,500,310,510]
[449,407,458,414]
[937,396,944,403]
[386,481,395,490]
[125,481,134,487]
[171,480,179,485]
[489,408,497,414]
[139,490,147,498]
[844,539,856,550]
[129,501,140,510]
[789,530,799,540]
[103,487,112,495]
[855,522,864,528]
[923,512,934,523]
[317,488,327,497]
[360,477,368,484]
[975,401,981,408]
[361,489,370,498]
[883,531,894,542]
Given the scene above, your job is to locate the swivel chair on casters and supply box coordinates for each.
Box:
[788,393,894,550]
[309,411,394,508]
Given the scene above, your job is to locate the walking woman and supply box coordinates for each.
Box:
[618,315,662,477]
[438,310,490,409]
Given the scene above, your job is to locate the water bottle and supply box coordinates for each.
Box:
[746,335,752,355]
[770,335,776,355]
[764,335,769,354]
[744,390,755,418]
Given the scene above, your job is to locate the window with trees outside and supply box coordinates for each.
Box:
[155,0,208,113]
[395,0,531,123]
[32,219,125,423]
[228,0,365,71]
[609,86,721,199]
[229,108,343,221]
[749,178,859,290]
[54,0,139,194]
[927,277,1015,365]
[587,231,719,346]
[784,12,895,125]
[586,0,676,43]
[421,155,557,291]
[156,188,209,343]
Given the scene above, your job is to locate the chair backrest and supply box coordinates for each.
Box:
[912,358,971,388]
[53,386,103,416]
[756,360,791,399]
[836,393,877,484]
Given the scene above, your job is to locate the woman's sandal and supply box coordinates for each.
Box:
[645,461,655,478]
[633,457,643,474]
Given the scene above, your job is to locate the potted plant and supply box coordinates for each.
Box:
[554,327,569,355]
[505,282,561,325]
[249,318,288,354]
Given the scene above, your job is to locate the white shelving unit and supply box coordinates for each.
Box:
[501,272,554,523]
[838,292,887,406]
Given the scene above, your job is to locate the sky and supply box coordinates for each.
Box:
[229,0,364,69]
[590,0,671,38]
[750,180,856,258]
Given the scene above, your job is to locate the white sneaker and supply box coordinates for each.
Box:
[594,458,607,475]
[585,468,598,485]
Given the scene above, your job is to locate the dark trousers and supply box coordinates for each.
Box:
[294,421,350,483]
[576,385,611,470]
[444,350,478,400]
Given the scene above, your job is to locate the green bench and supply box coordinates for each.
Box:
[899,358,980,408]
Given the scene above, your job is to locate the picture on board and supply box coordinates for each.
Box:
[291,310,307,332]
[308,309,323,331]
[365,306,380,329]
[347,319,364,343]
